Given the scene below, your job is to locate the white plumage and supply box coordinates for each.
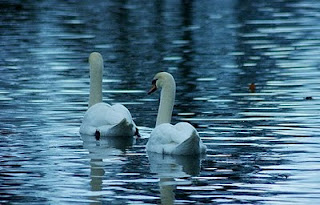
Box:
[147,122,206,155]
[146,72,206,155]
[80,102,137,137]
[80,52,138,138]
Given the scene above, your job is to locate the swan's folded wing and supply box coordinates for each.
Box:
[173,122,198,143]
[111,103,135,125]
[150,124,178,144]
[174,132,200,155]
[147,124,178,154]
[149,123,197,144]
[147,123,206,155]
[98,118,134,137]
[175,122,207,154]
[80,123,97,136]
[83,103,123,126]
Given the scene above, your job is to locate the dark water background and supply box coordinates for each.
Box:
[1,0,320,204]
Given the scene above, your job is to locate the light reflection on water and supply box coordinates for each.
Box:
[1,0,320,204]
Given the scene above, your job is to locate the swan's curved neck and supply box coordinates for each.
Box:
[89,58,103,107]
[156,78,176,126]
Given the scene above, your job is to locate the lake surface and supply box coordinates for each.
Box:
[1,0,320,204]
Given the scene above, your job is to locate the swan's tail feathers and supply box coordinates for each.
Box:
[174,131,201,155]
[113,118,134,133]
[98,118,135,137]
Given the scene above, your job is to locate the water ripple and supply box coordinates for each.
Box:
[1,0,320,204]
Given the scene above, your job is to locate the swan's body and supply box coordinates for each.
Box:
[80,52,138,138]
[146,72,206,155]
[80,102,137,137]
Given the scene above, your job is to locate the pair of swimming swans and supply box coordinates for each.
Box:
[80,52,206,155]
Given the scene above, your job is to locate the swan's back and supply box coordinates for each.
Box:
[83,103,124,126]
[111,103,136,126]
[147,122,206,155]
[80,102,136,137]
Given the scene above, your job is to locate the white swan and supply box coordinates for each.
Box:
[80,52,139,139]
[146,72,206,155]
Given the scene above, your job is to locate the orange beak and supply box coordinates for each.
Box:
[148,79,158,95]
[148,84,157,95]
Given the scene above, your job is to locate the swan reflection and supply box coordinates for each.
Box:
[81,134,134,154]
[81,134,134,203]
[147,152,205,204]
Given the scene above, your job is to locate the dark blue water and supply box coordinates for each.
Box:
[1,0,320,204]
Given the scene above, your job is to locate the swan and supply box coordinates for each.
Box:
[80,52,139,139]
[146,72,206,155]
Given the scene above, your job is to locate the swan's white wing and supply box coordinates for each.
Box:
[80,103,121,135]
[80,102,136,136]
[147,124,178,154]
[174,122,206,153]
[150,122,197,144]
[111,103,135,125]
[172,122,198,143]
[82,102,123,126]
[98,118,135,137]
[79,123,97,136]
[147,122,206,155]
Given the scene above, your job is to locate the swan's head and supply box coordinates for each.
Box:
[89,52,103,67]
[148,72,175,95]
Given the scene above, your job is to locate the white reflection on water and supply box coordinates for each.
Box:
[81,135,134,203]
[147,152,204,205]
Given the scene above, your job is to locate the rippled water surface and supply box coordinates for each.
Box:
[1,0,320,204]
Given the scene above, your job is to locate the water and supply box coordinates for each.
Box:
[1,0,320,204]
